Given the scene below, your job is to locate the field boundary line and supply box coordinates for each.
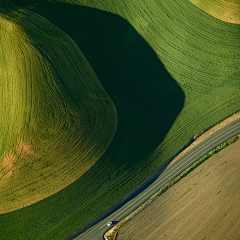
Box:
[67,110,240,240]
[104,134,240,240]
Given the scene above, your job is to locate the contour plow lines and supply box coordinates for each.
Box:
[167,91,240,145]
[0,1,117,214]
[0,0,240,239]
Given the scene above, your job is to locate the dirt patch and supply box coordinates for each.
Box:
[168,111,240,167]
[0,139,38,200]
[0,153,17,181]
[15,139,37,156]
[1,153,16,168]
[0,139,37,181]
[117,140,240,240]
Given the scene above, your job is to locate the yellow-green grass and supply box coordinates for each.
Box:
[189,0,240,24]
[1,0,240,239]
[0,0,117,213]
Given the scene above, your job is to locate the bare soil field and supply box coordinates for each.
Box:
[118,140,240,240]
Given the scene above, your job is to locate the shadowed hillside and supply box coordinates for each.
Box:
[2,0,240,239]
[36,4,185,169]
[0,1,185,239]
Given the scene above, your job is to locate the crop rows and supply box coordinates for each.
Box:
[1,0,240,239]
[0,0,117,216]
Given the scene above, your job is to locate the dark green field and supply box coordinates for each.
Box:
[1,0,240,239]
[189,0,240,24]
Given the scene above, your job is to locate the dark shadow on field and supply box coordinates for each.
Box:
[17,1,185,169]
[9,0,185,238]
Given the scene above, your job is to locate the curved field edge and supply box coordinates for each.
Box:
[0,0,117,213]
[1,0,240,239]
[188,0,240,24]
[106,135,240,240]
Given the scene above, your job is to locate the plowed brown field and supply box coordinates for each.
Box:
[118,140,240,240]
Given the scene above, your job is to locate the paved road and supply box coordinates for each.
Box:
[75,118,240,240]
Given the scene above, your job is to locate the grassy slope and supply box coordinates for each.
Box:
[0,0,117,213]
[189,0,240,24]
[1,0,240,239]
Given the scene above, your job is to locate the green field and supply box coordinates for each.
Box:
[0,0,117,218]
[1,0,240,239]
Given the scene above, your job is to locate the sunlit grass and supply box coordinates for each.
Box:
[1,0,240,239]
[0,0,117,214]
